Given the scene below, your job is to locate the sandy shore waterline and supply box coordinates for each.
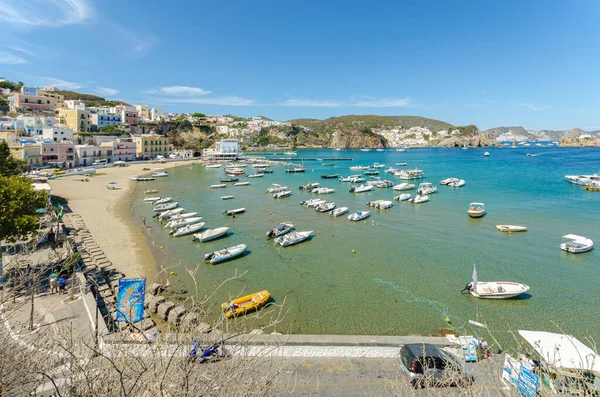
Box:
[49,161,197,279]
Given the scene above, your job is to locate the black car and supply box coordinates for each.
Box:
[397,343,474,389]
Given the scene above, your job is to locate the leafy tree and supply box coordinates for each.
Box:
[0,97,8,106]
[0,176,48,242]
[0,140,26,176]
[191,112,205,118]
[17,81,24,86]
[99,101,117,107]
[0,81,18,91]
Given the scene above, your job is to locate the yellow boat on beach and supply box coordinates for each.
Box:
[583,185,600,191]
[221,290,270,319]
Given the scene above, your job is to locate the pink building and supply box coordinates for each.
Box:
[42,142,76,168]
[100,141,136,162]
[112,106,139,125]
[9,94,57,113]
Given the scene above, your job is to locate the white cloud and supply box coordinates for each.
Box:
[280,97,411,108]
[518,103,548,112]
[0,0,93,27]
[162,96,254,106]
[94,86,119,96]
[110,23,158,58]
[160,86,212,96]
[7,45,37,57]
[0,50,28,64]
[37,76,83,90]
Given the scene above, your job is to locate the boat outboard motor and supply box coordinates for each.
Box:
[461,282,473,293]
[266,230,273,239]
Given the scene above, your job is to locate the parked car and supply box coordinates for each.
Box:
[397,343,474,388]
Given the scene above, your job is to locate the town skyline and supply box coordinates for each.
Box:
[1,0,600,130]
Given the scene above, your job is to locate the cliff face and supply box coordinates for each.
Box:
[559,137,600,147]
[331,131,388,148]
[132,122,217,152]
[437,133,498,148]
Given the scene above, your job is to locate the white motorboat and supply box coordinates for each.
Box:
[375,149,384,152]
[153,197,172,205]
[560,234,594,254]
[265,184,288,193]
[153,202,178,212]
[167,216,203,229]
[156,207,184,219]
[233,181,250,186]
[273,190,292,199]
[247,173,264,178]
[393,183,415,191]
[349,165,370,171]
[300,198,326,208]
[144,196,161,202]
[417,182,437,195]
[252,164,268,168]
[152,172,169,177]
[440,177,459,185]
[204,244,247,264]
[167,212,199,221]
[330,207,349,217]
[395,162,407,166]
[130,176,155,181]
[171,222,205,237]
[349,184,373,193]
[368,200,392,209]
[348,210,370,221]
[311,187,335,194]
[467,202,485,218]
[204,163,222,168]
[496,225,528,233]
[221,195,234,200]
[394,169,424,180]
[448,179,466,187]
[209,184,227,189]
[285,168,305,173]
[394,193,411,201]
[315,202,336,212]
[274,231,313,247]
[284,151,298,156]
[299,182,320,190]
[465,281,530,299]
[224,167,245,175]
[192,226,230,242]
[144,189,158,194]
[372,162,386,168]
[224,208,246,216]
[409,195,429,204]
[565,174,600,185]
[349,176,365,183]
[266,222,294,239]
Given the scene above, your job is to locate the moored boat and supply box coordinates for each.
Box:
[348,210,370,221]
[205,244,247,264]
[266,222,294,239]
[409,195,429,204]
[247,173,264,178]
[440,177,459,185]
[156,207,184,219]
[171,222,205,237]
[192,226,230,242]
[274,231,313,246]
[394,193,411,201]
[153,197,172,205]
[463,281,530,299]
[265,184,288,193]
[144,189,158,194]
[153,202,179,212]
[233,181,250,186]
[349,184,373,193]
[209,184,227,189]
[467,202,486,218]
[315,202,336,212]
[321,174,339,179]
[273,190,292,199]
[311,187,335,194]
[560,234,594,253]
[299,182,319,190]
[393,183,415,191]
[285,168,305,173]
[223,208,246,216]
[448,179,465,187]
[221,290,270,319]
[152,172,169,177]
[144,196,161,202]
[221,195,234,200]
[330,206,348,217]
[300,198,326,207]
[417,182,437,195]
[220,177,239,183]
[166,216,203,229]
[496,225,528,233]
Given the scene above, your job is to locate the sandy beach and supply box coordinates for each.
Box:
[49,161,195,279]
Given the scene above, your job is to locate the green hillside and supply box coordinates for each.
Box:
[288,115,453,133]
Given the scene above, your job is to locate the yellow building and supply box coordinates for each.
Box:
[0,130,18,145]
[132,134,172,159]
[57,109,92,132]
[40,91,65,108]
[9,143,42,167]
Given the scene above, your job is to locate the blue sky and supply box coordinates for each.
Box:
[1,0,599,130]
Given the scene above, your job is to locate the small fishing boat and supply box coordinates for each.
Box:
[372,162,385,168]
[393,183,415,191]
[171,222,205,237]
[273,190,292,199]
[417,182,437,195]
[247,173,264,178]
[395,162,407,166]
[448,179,466,187]
[152,172,169,177]
[321,174,339,179]
[221,290,270,319]
[463,281,530,299]
[467,202,486,218]
[285,168,305,173]
[233,181,250,186]
[221,195,234,200]
[220,177,239,183]
[299,182,320,190]
[311,187,335,194]
[284,151,298,156]
[153,202,178,212]
[349,165,370,171]
[144,196,161,202]
[156,207,184,219]
[364,170,379,176]
[496,225,528,233]
[372,200,393,209]
[348,210,370,221]
[153,197,172,205]
[330,207,349,217]
[204,244,247,264]
[349,176,365,183]
[322,162,335,166]
[373,180,394,188]
[484,151,490,156]
[315,202,336,212]
[274,231,313,247]
[192,226,230,242]
[262,169,274,173]
[265,184,288,193]
[209,184,227,189]
[224,208,246,216]
[560,234,594,254]
[409,195,429,204]
[251,164,268,168]
[167,212,199,221]
[144,189,158,194]
[166,216,203,229]
[266,222,294,239]
[129,176,155,181]
[204,163,222,168]
[440,177,459,185]
[349,185,373,193]
[394,169,424,180]
[394,193,411,201]
[300,198,326,208]
[224,168,245,175]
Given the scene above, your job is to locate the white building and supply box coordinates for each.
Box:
[75,144,103,166]
[64,100,86,110]
[87,107,110,115]
[17,115,55,135]
[135,104,150,122]
[42,125,75,142]
[150,108,166,121]
[202,138,239,161]
[216,125,229,135]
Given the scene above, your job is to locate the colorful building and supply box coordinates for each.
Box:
[64,100,86,110]
[17,115,55,135]
[100,140,136,162]
[135,104,150,122]
[0,131,18,145]
[42,125,75,142]
[90,113,122,131]
[75,144,104,166]
[202,138,239,161]
[132,134,172,159]
[9,141,42,167]
[41,141,76,168]
[111,106,139,125]
[9,93,57,113]
[57,109,92,133]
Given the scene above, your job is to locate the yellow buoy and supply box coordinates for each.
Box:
[134,204,137,208]
[445,317,451,323]
[317,231,320,234]
[238,230,241,232]
[352,249,356,253]
[508,231,512,235]
[169,271,175,276]
[262,244,266,247]
[225,224,229,227]
[160,246,164,249]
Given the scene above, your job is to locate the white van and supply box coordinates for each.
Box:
[93,159,108,166]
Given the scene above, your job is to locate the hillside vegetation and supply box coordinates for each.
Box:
[289,115,452,134]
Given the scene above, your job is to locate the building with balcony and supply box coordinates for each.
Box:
[150,108,167,121]
[41,141,76,168]
[9,141,42,167]
[18,115,55,135]
[0,131,18,145]
[75,144,103,166]
[202,138,239,161]
[57,109,92,132]
[135,104,150,122]
[111,106,138,125]
[90,113,122,131]
[64,100,86,110]
[39,89,65,108]
[9,92,57,113]
[132,134,172,159]
[42,125,75,142]
[100,140,136,162]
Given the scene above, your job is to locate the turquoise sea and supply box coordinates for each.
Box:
[131,147,600,348]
